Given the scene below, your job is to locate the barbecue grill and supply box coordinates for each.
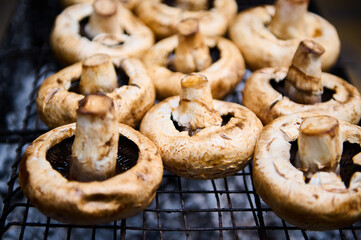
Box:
[1,0,361,239]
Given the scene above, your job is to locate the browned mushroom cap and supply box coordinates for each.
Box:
[51,0,154,65]
[142,19,244,100]
[229,0,340,71]
[19,97,163,224]
[61,0,139,9]
[140,74,262,179]
[253,112,361,230]
[135,0,237,39]
[242,40,361,125]
[36,54,155,128]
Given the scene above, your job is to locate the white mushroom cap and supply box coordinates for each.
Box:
[242,41,361,124]
[253,112,361,230]
[19,122,163,224]
[70,94,118,181]
[229,2,340,71]
[142,30,245,100]
[135,0,237,38]
[36,56,155,128]
[50,2,154,64]
[140,74,262,179]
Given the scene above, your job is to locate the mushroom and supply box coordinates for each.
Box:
[140,73,263,179]
[36,53,155,128]
[242,40,361,124]
[229,0,340,71]
[71,95,118,181]
[135,0,237,39]
[142,18,245,100]
[60,0,139,10]
[19,95,163,224]
[51,0,154,65]
[253,112,361,230]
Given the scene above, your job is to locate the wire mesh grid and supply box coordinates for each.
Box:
[1,0,361,239]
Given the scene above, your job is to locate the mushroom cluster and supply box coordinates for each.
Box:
[20,95,163,224]
[22,0,361,229]
[230,0,340,71]
[135,0,237,39]
[140,74,262,179]
[37,53,155,128]
[51,0,154,65]
[243,40,361,124]
[253,112,361,230]
[143,18,245,100]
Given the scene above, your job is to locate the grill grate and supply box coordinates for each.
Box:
[1,0,361,239]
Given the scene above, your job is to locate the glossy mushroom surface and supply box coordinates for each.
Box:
[20,95,163,224]
[140,74,262,179]
[51,0,154,65]
[243,40,361,124]
[253,112,361,230]
[36,54,155,128]
[229,0,340,71]
[135,0,237,39]
[143,18,244,100]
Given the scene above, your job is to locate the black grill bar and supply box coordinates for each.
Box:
[223,178,239,240]
[211,179,223,239]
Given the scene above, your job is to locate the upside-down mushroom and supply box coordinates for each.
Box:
[135,0,237,39]
[143,18,245,100]
[36,53,155,128]
[140,73,262,179]
[60,0,139,9]
[242,40,361,124]
[19,95,163,224]
[51,0,154,65]
[253,112,361,230]
[229,0,340,71]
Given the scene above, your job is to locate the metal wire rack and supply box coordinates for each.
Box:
[0,0,361,239]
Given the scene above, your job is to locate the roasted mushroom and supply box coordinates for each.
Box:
[51,0,154,65]
[61,0,139,9]
[135,0,237,39]
[140,73,263,179]
[243,40,361,124]
[37,53,155,128]
[19,95,163,224]
[253,112,361,230]
[142,18,245,100]
[229,0,340,71]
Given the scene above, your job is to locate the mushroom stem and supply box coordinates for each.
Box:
[85,0,123,39]
[285,40,325,104]
[176,0,208,11]
[268,0,309,40]
[79,54,118,95]
[172,74,222,135]
[295,115,343,178]
[70,94,118,181]
[173,18,212,74]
